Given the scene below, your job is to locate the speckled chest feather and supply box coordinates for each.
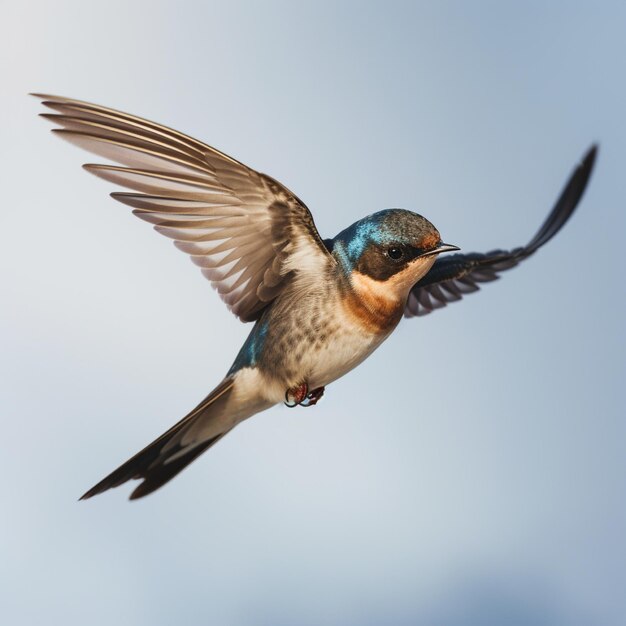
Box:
[232,266,401,390]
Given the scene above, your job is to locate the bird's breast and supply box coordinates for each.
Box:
[302,317,389,390]
[254,281,397,392]
[300,284,401,389]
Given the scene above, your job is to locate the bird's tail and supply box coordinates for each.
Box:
[80,377,238,500]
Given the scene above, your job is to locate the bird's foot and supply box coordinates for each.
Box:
[302,386,325,407]
[284,383,325,408]
[285,382,309,407]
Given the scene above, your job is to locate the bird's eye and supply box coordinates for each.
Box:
[387,247,404,261]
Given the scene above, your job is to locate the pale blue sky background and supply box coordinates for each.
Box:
[1,1,625,625]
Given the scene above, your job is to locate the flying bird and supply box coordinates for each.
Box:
[33,94,597,499]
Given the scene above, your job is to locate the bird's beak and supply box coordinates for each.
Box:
[420,242,460,258]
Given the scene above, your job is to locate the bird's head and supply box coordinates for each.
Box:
[330,209,459,303]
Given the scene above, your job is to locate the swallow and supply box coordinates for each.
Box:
[33,94,597,499]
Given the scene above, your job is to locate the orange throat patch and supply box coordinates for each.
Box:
[342,257,437,334]
[342,271,406,334]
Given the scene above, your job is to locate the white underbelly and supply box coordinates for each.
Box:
[305,324,388,390]
[253,290,401,404]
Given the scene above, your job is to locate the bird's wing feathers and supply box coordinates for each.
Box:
[405,145,597,317]
[34,94,333,322]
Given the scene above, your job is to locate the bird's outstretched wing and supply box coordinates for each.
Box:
[405,145,597,317]
[33,94,334,322]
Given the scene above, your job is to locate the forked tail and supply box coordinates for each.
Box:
[81,377,235,500]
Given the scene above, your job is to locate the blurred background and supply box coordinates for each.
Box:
[1,1,624,625]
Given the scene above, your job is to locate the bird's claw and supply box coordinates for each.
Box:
[302,386,325,406]
[285,382,309,407]
[284,383,325,408]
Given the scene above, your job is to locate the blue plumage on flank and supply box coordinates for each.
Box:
[228,318,270,374]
